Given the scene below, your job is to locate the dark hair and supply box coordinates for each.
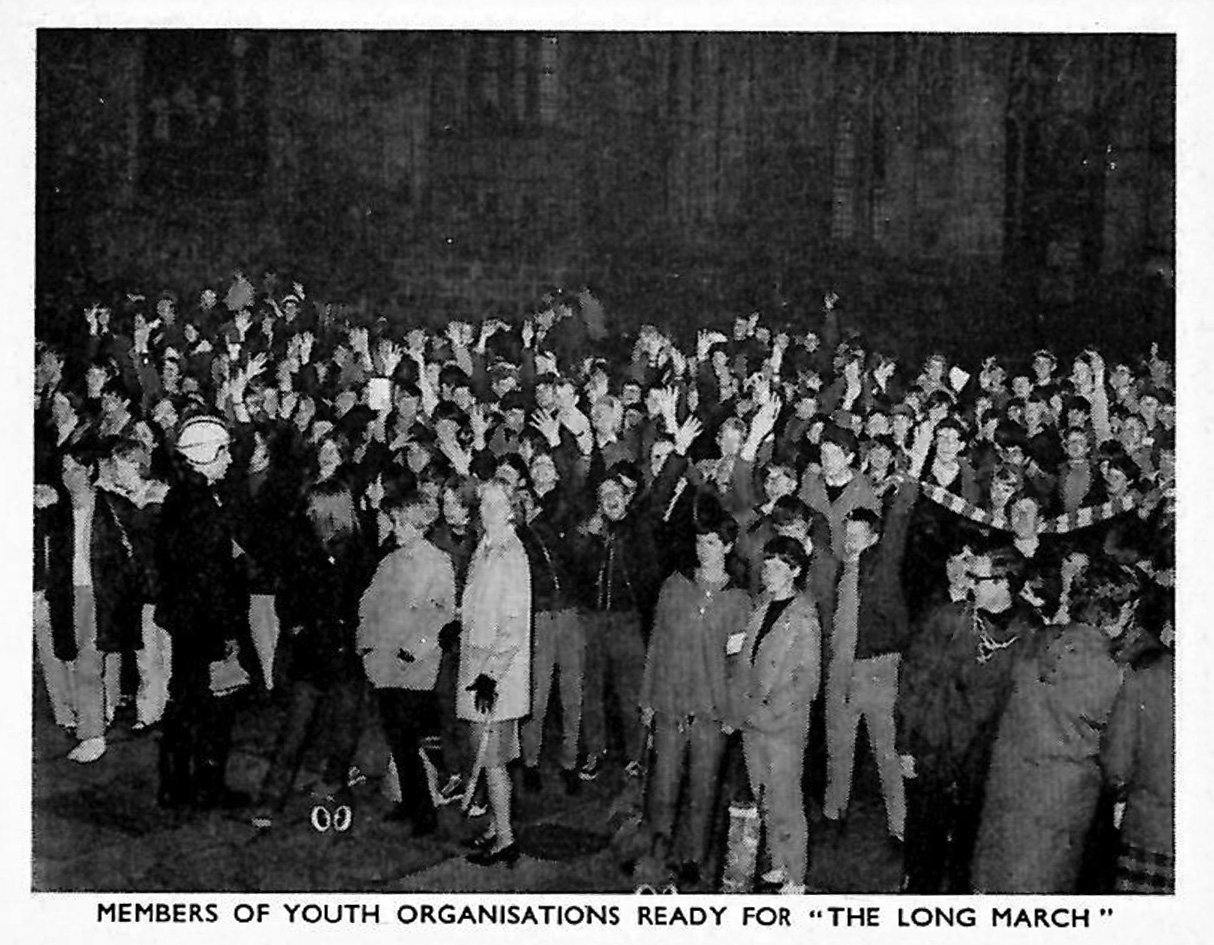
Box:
[994,421,1028,452]
[99,377,130,402]
[819,422,859,458]
[771,495,810,528]
[495,453,531,488]
[438,365,471,391]
[108,435,148,463]
[607,460,641,489]
[694,509,739,546]
[1103,454,1141,484]
[762,535,809,576]
[934,417,967,441]
[382,482,427,516]
[844,507,883,535]
[379,469,419,510]
[432,400,466,426]
[972,540,1029,593]
[304,478,358,544]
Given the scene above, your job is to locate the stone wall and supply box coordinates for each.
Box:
[37,31,1173,357]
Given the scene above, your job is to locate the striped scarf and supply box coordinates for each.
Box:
[919,482,1139,535]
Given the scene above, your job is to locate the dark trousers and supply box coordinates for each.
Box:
[158,646,239,806]
[903,763,987,894]
[377,688,439,826]
[258,674,365,810]
[582,609,645,761]
[647,717,726,863]
[436,641,468,777]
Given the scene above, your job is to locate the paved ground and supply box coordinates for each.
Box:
[32,676,902,894]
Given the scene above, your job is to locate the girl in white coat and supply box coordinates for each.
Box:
[459,481,531,865]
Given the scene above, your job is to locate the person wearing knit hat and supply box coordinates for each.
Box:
[154,414,251,811]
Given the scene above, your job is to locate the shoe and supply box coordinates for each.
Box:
[579,753,604,781]
[466,802,488,818]
[68,736,106,763]
[460,831,496,851]
[760,868,788,886]
[624,759,644,779]
[778,881,806,895]
[466,842,520,867]
[522,765,542,794]
[886,834,905,859]
[385,804,413,824]
[561,769,582,796]
[251,813,273,831]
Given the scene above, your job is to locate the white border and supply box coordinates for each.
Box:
[4,3,1211,944]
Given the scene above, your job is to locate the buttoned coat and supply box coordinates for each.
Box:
[730,591,821,737]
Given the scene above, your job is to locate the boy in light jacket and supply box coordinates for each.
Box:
[358,485,456,835]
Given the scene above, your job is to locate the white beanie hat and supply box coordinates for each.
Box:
[176,416,230,466]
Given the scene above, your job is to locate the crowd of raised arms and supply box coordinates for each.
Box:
[33,272,1175,894]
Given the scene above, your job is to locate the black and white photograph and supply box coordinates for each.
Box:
[21,7,1200,917]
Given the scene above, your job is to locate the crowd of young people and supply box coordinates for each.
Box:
[33,273,1175,893]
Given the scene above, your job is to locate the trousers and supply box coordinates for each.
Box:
[824,651,906,838]
[647,716,725,863]
[158,640,239,806]
[743,722,811,884]
[70,586,120,740]
[521,609,585,770]
[248,594,281,691]
[581,609,644,761]
[34,591,74,728]
[134,603,172,726]
[376,688,439,825]
[258,674,365,810]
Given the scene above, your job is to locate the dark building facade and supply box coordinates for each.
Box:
[36,31,1174,356]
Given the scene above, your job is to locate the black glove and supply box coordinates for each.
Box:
[439,620,461,652]
[467,673,497,714]
[397,649,415,663]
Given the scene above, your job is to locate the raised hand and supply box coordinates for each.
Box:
[468,403,491,441]
[133,315,159,355]
[299,331,315,365]
[824,290,840,312]
[673,415,704,455]
[246,351,269,383]
[376,338,403,377]
[750,395,782,440]
[521,319,535,349]
[532,409,562,446]
[234,308,253,339]
[405,328,427,358]
[668,345,688,377]
[84,304,102,336]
